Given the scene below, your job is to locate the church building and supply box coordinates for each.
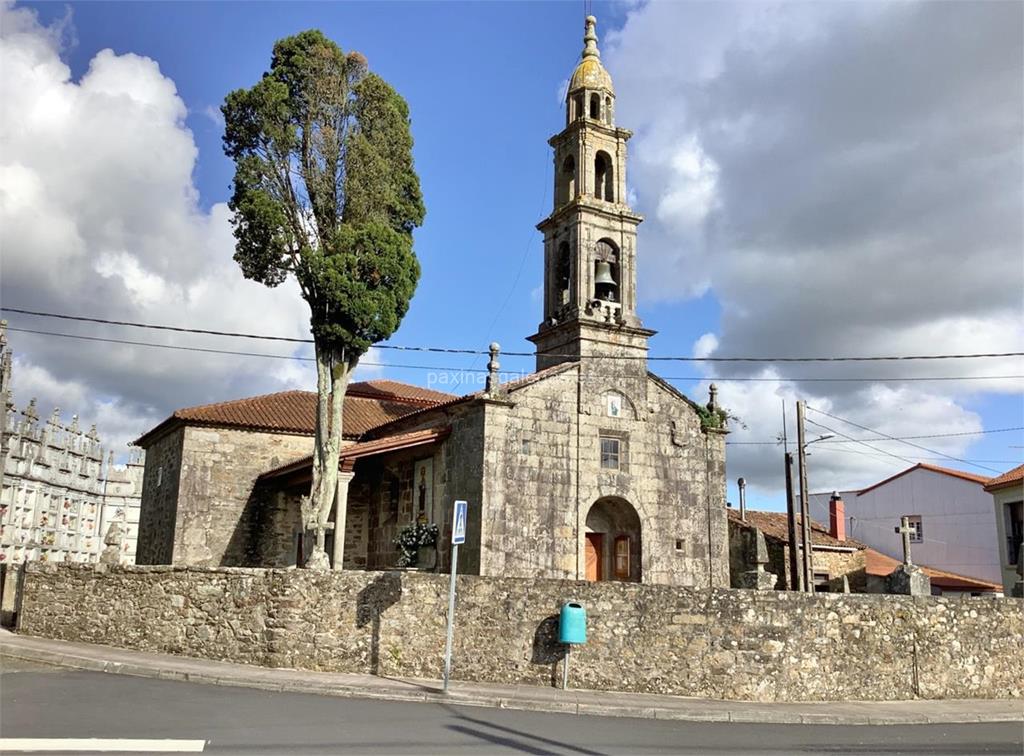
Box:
[135,17,729,587]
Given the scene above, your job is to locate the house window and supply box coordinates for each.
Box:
[675,538,685,552]
[156,466,163,488]
[614,535,630,580]
[521,438,531,455]
[600,437,620,470]
[1005,501,1023,565]
[906,515,923,543]
[813,571,831,593]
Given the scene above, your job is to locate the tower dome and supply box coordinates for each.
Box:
[568,16,613,94]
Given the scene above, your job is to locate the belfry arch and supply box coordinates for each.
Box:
[584,497,641,583]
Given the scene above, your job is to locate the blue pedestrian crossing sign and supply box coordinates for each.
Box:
[452,500,468,545]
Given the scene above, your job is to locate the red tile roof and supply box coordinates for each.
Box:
[134,380,452,447]
[985,463,1024,493]
[727,508,866,550]
[857,463,991,495]
[863,548,1003,592]
[259,426,452,482]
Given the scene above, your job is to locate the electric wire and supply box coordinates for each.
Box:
[726,427,1024,446]
[4,307,1023,363]
[805,406,1004,474]
[7,326,1023,385]
[804,416,917,466]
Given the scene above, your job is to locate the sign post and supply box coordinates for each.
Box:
[443,499,467,693]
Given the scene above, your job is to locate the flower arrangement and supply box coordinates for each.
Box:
[394,522,439,568]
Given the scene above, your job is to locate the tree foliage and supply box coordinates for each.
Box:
[222,30,425,567]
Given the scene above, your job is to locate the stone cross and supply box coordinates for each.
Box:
[753,528,770,572]
[895,515,914,566]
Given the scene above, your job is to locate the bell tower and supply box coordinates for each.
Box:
[528,16,654,372]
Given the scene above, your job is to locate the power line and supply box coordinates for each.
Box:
[726,427,1024,445]
[805,405,1003,474]
[804,416,917,466]
[4,307,1023,363]
[808,446,1022,465]
[7,327,1024,385]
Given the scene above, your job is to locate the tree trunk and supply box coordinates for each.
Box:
[305,342,353,570]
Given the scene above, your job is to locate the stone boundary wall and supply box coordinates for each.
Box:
[18,564,1024,702]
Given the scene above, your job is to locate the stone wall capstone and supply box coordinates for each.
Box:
[17,564,1023,702]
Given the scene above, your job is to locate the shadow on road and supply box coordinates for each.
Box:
[441,703,605,756]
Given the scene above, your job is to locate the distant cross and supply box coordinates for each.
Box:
[894,516,914,566]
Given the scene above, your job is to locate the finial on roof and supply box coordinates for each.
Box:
[485,342,501,395]
[582,15,600,60]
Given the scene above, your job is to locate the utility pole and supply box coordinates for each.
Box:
[796,400,814,593]
[782,401,800,591]
[784,452,801,591]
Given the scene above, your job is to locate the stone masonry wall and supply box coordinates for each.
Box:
[19,564,1022,702]
[135,428,185,565]
[173,427,312,567]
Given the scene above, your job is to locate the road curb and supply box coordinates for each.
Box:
[2,639,1022,726]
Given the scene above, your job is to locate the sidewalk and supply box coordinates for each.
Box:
[2,630,1021,726]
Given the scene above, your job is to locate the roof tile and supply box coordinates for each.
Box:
[985,463,1024,492]
[136,380,453,446]
[727,508,866,549]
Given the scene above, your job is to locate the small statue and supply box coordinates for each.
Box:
[99,520,125,565]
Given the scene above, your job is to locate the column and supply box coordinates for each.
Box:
[331,470,355,571]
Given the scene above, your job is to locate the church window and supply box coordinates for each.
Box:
[594,151,614,202]
[614,535,630,580]
[559,154,576,206]
[573,93,584,121]
[605,97,612,124]
[589,93,600,120]
[556,242,571,305]
[600,437,620,470]
[593,239,619,303]
[521,438,531,454]
[675,539,685,552]
[156,467,162,488]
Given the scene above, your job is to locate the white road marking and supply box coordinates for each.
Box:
[0,738,206,752]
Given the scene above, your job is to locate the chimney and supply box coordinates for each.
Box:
[829,491,846,541]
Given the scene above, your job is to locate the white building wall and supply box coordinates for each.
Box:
[831,468,1001,584]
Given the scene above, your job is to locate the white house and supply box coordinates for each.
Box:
[984,463,1024,595]
[811,463,1002,585]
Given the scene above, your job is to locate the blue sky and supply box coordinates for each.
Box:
[4,1,1022,507]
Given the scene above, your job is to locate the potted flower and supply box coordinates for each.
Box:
[394,522,439,569]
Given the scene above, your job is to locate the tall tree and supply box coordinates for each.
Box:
[222,30,425,568]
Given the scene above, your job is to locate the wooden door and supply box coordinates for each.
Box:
[585,533,604,581]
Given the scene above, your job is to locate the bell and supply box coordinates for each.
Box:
[594,261,616,286]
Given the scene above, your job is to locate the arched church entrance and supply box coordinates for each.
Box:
[584,497,641,583]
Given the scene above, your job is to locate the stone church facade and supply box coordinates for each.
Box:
[135,17,729,587]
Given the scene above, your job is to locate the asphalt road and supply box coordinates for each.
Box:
[1,661,1021,755]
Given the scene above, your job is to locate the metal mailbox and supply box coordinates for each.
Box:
[558,602,587,645]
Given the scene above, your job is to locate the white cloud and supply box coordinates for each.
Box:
[0,3,314,455]
[605,1,1023,494]
[200,103,224,128]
